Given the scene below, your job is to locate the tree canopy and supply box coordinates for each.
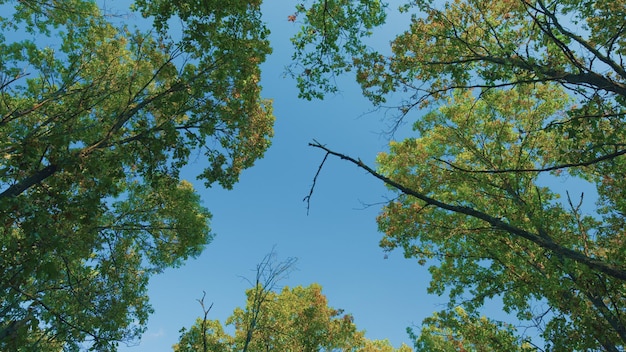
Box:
[0,0,273,350]
[4,0,626,350]
[174,283,412,352]
[295,0,626,350]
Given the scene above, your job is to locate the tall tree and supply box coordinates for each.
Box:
[0,0,273,350]
[175,283,412,352]
[295,0,626,350]
[175,250,412,352]
[237,249,298,352]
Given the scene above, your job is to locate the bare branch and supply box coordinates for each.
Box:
[303,140,330,215]
[241,247,297,352]
[196,291,213,352]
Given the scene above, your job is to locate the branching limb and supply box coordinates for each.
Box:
[303,139,329,215]
[534,0,626,81]
[434,147,626,174]
[307,141,626,282]
[196,291,213,352]
[241,247,297,352]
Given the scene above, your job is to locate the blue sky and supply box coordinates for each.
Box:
[117,1,446,350]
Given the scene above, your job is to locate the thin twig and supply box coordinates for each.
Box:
[303,140,329,215]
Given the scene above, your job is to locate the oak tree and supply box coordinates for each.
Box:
[0,0,273,350]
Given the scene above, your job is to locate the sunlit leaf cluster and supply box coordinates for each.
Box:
[288,0,387,100]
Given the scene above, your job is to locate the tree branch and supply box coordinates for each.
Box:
[196,291,213,352]
[307,141,626,282]
[435,148,626,174]
[0,164,58,199]
[0,61,200,201]
[241,248,297,352]
[303,140,329,215]
[535,0,626,81]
